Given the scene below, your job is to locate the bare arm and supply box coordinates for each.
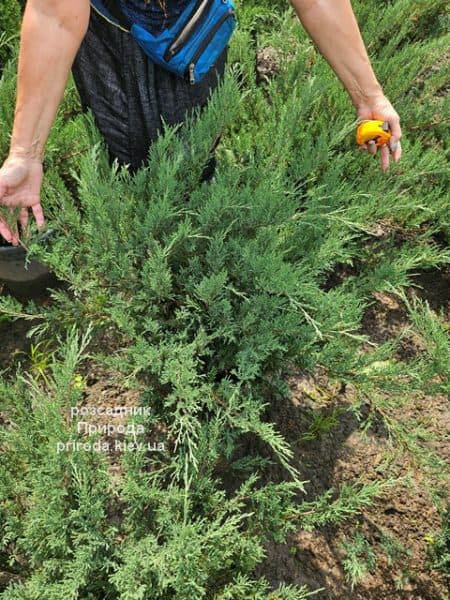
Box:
[11,0,90,160]
[290,0,382,107]
[0,0,90,244]
[290,0,402,170]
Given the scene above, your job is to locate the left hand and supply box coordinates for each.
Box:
[0,154,44,245]
[356,94,402,173]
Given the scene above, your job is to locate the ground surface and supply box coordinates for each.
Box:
[1,265,448,599]
[253,267,450,599]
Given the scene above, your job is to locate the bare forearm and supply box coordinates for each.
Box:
[290,0,382,107]
[10,0,90,161]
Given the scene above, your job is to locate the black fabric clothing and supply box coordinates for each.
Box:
[71,7,228,177]
[119,0,191,35]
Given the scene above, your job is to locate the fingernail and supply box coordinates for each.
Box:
[390,141,399,152]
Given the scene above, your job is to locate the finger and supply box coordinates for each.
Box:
[367,140,377,156]
[391,140,402,163]
[0,219,13,244]
[380,144,390,173]
[4,207,20,245]
[31,203,45,229]
[19,207,29,231]
[388,117,402,147]
[0,224,18,246]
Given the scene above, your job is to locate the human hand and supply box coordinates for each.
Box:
[0,154,44,246]
[356,94,402,172]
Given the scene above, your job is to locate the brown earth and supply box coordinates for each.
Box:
[0,265,448,599]
[251,267,450,599]
[251,369,449,599]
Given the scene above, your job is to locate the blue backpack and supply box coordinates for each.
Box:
[90,0,237,84]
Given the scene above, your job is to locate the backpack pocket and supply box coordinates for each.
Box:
[130,0,236,84]
[163,0,215,61]
[184,7,235,83]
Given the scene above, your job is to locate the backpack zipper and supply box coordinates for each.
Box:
[163,0,213,61]
[187,8,234,84]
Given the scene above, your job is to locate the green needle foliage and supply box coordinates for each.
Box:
[0,0,449,596]
[0,0,20,69]
[341,532,378,590]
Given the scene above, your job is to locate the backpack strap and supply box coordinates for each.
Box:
[90,0,132,32]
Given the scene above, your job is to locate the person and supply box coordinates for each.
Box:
[0,0,402,246]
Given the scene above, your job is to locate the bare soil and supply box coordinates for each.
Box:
[251,267,450,599]
[0,265,448,599]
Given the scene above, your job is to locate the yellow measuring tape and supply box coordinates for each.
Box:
[356,120,392,147]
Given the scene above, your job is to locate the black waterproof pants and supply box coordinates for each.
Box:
[71,9,228,179]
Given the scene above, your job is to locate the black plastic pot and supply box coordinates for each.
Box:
[0,228,58,299]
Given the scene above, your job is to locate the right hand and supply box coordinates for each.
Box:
[0,154,45,246]
[355,94,402,173]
